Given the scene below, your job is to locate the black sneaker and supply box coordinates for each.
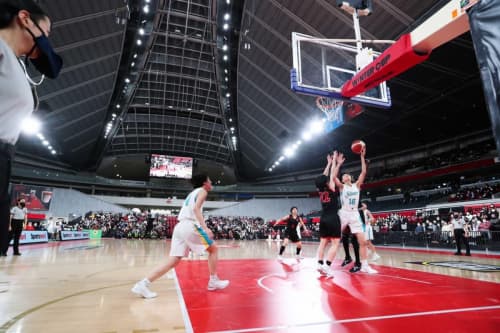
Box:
[13,253,21,256]
[349,265,361,273]
[454,252,462,256]
[341,258,352,267]
[465,253,471,256]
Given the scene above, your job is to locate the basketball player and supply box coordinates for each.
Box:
[315,152,342,277]
[341,225,361,272]
[333,148,378,274]
[132,174,229,298]
[360,202,380,260]
[274,207,307,260]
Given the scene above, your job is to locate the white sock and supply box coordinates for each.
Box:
[142,278,151,285]
[362,260,368,267]
[210,274,218,281]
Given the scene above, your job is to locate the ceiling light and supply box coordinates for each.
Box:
[139,28,145,35]
[224,13,231,20]
[42,140,49,146]
[223,23,229,30]
[116,104,120,109]
[226,93,230,97]
[51,150,56,155]
[302,131,312,141]
[168,105,173,109]
[279,156,285,161]
[145,0,150,3]
[133,54,138,58]
[225,77,228,81]
[224,69,228,74]
[268,168,272,172]
[143,5,149,13]
[131,62,135,67]
[137,39,142,46]
[222,44,228,51]
[21,116,41,135]
[125,78,130,83]
[309,119,324,133]
[283,146,295,158]
[229,118,232,122]
[187,108,192,111]
[223,55,228,61]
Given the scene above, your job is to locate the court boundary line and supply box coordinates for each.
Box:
[172,269,194,333]
[206,305,500,333]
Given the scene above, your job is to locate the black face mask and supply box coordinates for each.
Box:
[20,203,26,208]
[25,21,63,79]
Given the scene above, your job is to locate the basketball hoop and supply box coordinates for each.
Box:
[316,96,343,123]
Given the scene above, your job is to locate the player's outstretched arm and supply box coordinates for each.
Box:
[323,154,333,176]
[333,152,345,191]
[356,146,367,188]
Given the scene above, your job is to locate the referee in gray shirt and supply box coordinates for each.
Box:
[0,1,60,257]
[451,213,471,256]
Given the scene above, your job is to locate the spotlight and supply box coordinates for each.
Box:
[21,116,41,135]
[139,28,145,35]
[137,39,142,46]
[224,13,231,20]
[223,23,229,30]
[143,5,149,13]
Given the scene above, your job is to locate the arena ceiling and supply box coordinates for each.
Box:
[15,0,493,181]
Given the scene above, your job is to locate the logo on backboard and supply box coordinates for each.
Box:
[405,261,500,272]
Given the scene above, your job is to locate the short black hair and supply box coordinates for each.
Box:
[0,0,48,29]
[191,174,209,188]
[290,206,298,213]
[315,175,328,191]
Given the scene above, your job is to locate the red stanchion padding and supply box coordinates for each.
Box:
[341,34,430,98]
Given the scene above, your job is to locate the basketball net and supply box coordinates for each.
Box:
[316,96,343,123]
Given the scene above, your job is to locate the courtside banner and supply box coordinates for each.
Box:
[85,230,102,240]
[10,231,49,245]
[60,231,90,241]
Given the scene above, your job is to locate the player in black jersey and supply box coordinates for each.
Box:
[274,207,307,260]
[314,152,342,277]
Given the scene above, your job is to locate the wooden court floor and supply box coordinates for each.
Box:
[0,239,499,333]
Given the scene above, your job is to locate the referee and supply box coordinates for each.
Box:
[3,198,27,256]
[451,212,471,256]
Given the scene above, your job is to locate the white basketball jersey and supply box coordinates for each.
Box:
[178,187,203,223]
[341,184,360,211]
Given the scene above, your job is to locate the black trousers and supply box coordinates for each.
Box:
[6,219,23,254]
[0,143,14,256]
[342,231,360,265]
[454,229,470,254]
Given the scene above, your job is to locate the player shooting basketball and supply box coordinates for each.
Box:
[333,146,378,274]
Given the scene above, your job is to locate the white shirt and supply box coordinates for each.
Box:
[178,188,204,223]
[0,37,34,144]
[11,206,27,220]
[341,183,360,211]
[451,217,465,229]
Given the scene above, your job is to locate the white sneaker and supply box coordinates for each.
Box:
[277,255,284,261]
[371,253,381,261]
[296,254,304,260]
[360,265,378,274]
[317,263,327,275]
[131,281,158,299]
[207,277,230,291]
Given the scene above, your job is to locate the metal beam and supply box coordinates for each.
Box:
[39,72,115,102]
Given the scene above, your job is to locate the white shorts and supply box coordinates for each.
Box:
[364,224,374,241]
[169,221,214,257]
[338,209,364,234]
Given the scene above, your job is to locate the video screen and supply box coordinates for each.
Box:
[149,154,193,179]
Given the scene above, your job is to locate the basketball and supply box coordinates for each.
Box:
[351,140,366,154]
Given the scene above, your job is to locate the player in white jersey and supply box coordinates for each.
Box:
[333,148,378,274]
[360,202,380,261]
[132,174,229,298]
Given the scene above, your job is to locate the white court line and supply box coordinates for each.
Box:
[257,273,289,294]
[369,273,433,285]
[207,305,500,333]
[172,269,194,333]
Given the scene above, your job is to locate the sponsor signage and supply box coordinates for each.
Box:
[60,231,90,241]
[406,261,500,272]
[10,231,49,245]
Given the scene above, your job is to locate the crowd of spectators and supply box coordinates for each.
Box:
[449,184,500,202]
[365,141,495,182]
[206,216,268,240]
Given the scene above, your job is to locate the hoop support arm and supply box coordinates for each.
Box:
[341,34,430,98]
